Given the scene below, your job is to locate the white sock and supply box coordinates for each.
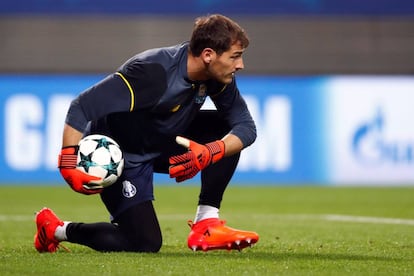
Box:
[54,221,70,241]
[194,205,219,223]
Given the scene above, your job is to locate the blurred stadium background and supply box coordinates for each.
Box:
[1,0,414,185]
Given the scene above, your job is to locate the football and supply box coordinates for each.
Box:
[76,134,124,188]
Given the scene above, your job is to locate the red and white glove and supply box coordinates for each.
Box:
[58,146,103,195]
[169,136,225,183]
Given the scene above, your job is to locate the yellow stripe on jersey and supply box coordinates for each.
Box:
[171,104,181,112]
[115,72,135,111]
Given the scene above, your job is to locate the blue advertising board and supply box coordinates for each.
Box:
[0,75,95,183]
[2,75,414,185]
[0,74,328,185]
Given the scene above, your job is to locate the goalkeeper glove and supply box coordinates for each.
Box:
[58,146,103,195]
[169,136,225,183]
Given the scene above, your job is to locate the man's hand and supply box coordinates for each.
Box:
[58,146,103,195]
[169,136,225,182]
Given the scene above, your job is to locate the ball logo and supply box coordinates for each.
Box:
[122,180,137,198]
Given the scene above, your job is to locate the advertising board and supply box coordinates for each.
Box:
[1,75,413,185]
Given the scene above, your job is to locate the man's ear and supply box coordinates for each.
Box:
[201,48,215,64]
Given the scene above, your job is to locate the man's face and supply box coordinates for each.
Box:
[208,41,245,84]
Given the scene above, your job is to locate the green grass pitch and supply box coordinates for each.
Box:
[0,184,413,275]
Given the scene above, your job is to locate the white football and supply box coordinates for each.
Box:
[76,134,124,188]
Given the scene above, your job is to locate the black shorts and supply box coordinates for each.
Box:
[86,110,231,220]
[100,160,155,220]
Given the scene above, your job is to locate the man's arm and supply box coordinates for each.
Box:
[211,80,257,150]
[62,123,84,147]
[221,133,243,157]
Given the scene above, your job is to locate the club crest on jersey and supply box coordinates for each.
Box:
[195,84,207,104]
[122,180,137,198]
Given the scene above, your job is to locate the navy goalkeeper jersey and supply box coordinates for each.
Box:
[66,42,256,159]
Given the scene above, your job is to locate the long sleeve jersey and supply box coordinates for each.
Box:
[65,42,256,158]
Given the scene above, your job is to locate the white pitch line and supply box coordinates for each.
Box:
[0,215,34,221]
[0,213,413,226]
[321,214,414,226]
[156,214,414,226]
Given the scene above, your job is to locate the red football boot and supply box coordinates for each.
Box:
[34,207,65,253]
[187,218,259,252]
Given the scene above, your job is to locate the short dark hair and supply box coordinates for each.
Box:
[189,14,249,57]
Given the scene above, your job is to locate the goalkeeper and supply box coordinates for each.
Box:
[34,14,258,253]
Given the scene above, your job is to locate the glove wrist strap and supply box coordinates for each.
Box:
[206,140,225,164]
[58,145,79,169]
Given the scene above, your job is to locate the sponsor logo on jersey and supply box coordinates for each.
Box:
[195,84,207,104]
